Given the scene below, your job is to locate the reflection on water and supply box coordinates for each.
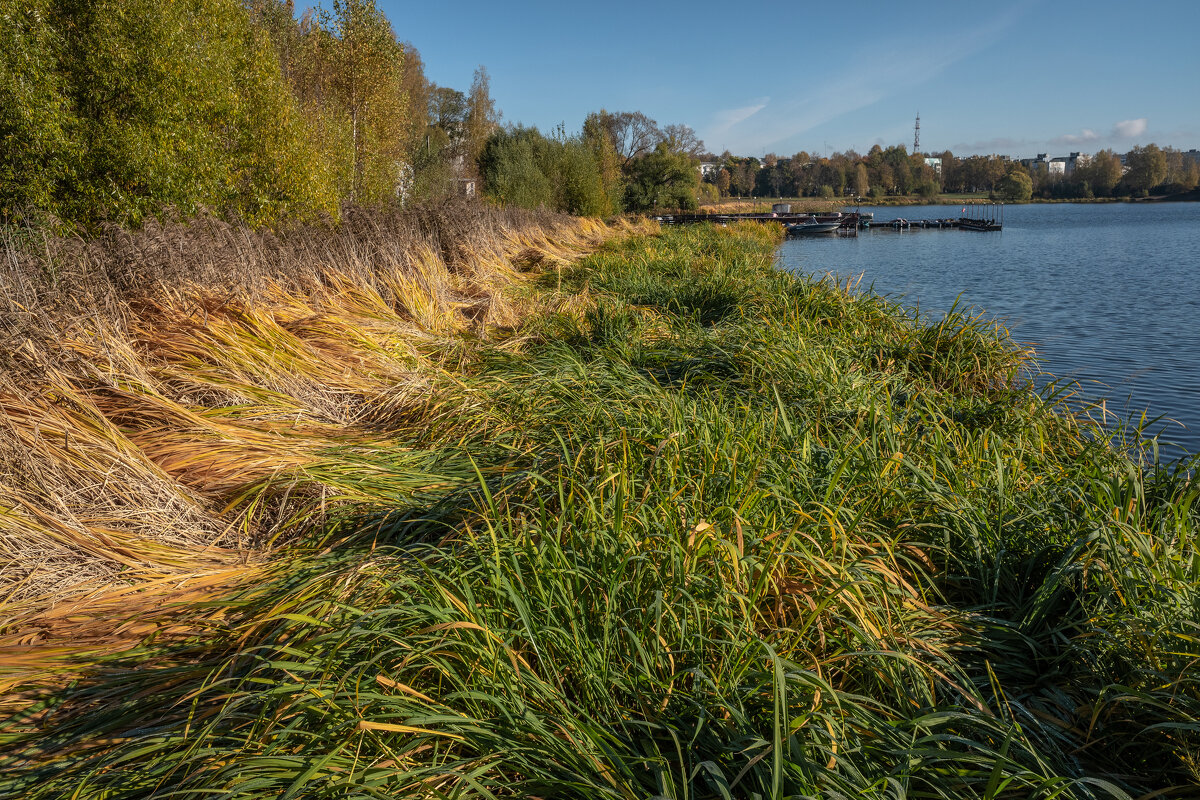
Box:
[776,202,1200,459]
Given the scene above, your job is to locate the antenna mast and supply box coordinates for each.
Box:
[913,112,921,154]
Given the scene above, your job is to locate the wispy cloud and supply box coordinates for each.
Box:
[707,98,770,146]
[699,3,1033,154]
[1052,128,1100,145]
[950,136,1031,153]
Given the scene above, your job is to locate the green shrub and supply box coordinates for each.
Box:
[623,142,700,211]
[480,125,614,216]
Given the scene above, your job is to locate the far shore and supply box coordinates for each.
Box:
[700,190,1198,214]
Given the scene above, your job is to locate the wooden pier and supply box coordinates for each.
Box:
[655,204,1003,233]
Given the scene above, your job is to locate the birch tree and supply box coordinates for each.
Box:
[319,0,405,202]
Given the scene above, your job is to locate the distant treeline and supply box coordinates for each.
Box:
[708,143,1200,202]
[0,0,707,228]
[1021,145,1199,200]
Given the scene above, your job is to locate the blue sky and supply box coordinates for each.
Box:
[376,0,1200,158]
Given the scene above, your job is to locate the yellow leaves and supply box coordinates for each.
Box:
[417,620,493,636]
[375,675,436,705]
[686,518,714,547]
[879,450,905,478]
[355,720,464,740]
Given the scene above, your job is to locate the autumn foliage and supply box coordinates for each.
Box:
[0,0,486,228]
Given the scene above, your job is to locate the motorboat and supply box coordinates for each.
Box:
[958,217,1002,231]
[786,217,841,235]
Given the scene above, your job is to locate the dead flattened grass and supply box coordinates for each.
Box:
[0,562,264,711]
[0,202,638,646]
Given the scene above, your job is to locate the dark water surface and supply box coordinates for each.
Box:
[777,202,1200,458]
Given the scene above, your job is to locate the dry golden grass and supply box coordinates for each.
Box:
[0,201,645,635]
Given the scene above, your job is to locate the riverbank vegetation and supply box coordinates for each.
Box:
[2,221,1197,798]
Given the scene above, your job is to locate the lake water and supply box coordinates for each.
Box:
[777,202,1200,459]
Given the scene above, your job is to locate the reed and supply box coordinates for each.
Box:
[0,221,1196,798]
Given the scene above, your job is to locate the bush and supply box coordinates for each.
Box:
[623,142,700,212]
[996,169,1033,202]
[479,126,553,209]
[479,125,614,215]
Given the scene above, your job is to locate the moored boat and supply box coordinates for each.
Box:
[786,217,842,235]
[958,217,1001,231]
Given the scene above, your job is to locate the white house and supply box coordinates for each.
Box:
[1020,152,1088,176]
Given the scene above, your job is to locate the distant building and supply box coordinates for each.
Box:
[1066,152,1090,173]
[1019,153,1049,171]
[1184,149,1200,166]
[699,162,720,178]
[923,156,942,175]
[1020,152,1088,176]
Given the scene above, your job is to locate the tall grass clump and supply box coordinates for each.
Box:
[1,222,1197,798]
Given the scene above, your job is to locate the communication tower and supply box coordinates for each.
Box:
[913,112,920,154]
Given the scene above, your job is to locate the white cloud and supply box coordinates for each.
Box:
[1013,118,1151,157]
[1113,118,1148,138]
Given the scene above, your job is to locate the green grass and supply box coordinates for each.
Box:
[1,223,1197,798]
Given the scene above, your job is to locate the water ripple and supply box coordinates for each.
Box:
[778,202,1200,458]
